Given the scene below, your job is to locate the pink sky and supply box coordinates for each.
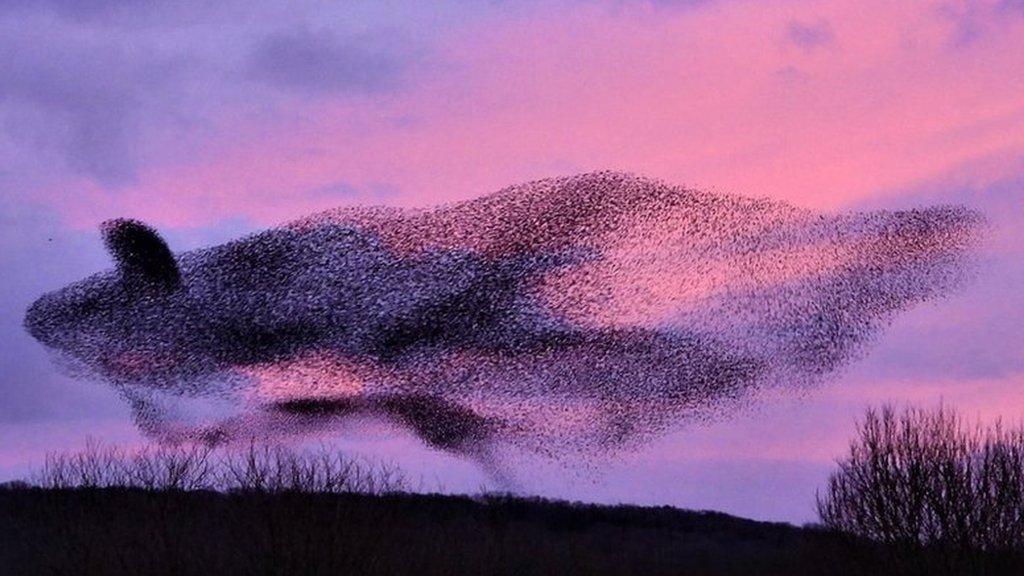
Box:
[39,0,1023,229]
[2,0,1023,522]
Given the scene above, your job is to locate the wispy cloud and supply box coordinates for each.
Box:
[785,19,835,50]
[246,27,414,95]
[0,25,191,185]
[0,2,425,188]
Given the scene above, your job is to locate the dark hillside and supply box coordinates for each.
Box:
[0,486,857,576]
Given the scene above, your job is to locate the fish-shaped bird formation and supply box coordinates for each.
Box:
[24,172,984,471]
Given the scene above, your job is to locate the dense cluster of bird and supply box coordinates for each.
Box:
[25,172,984,470]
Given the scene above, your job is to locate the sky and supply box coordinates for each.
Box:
[1,0,1023,523]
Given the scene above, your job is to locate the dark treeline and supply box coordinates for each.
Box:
[0,441,853,576]
[7,405,1024,576]
[26,440,409,494]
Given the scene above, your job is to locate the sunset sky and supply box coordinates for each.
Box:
[1,0,1022,523]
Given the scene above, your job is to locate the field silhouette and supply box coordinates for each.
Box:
[2,484,854,576]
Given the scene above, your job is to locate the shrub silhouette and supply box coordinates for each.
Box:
[29,439,409,494]
[817,404,1024,574]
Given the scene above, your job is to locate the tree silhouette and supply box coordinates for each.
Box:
[818,404,1024,574]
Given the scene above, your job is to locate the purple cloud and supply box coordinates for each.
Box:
[786,19,835,50]
[0,3,424,187]
[0,27,189,185]
[246,27,413,95]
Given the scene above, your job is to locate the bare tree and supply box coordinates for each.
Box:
[128,443,215,490]
[33,437,129,488]
[29,439,408,495]
[817,404,1024,573]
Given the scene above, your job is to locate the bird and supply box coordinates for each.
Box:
[24,171,985,472]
